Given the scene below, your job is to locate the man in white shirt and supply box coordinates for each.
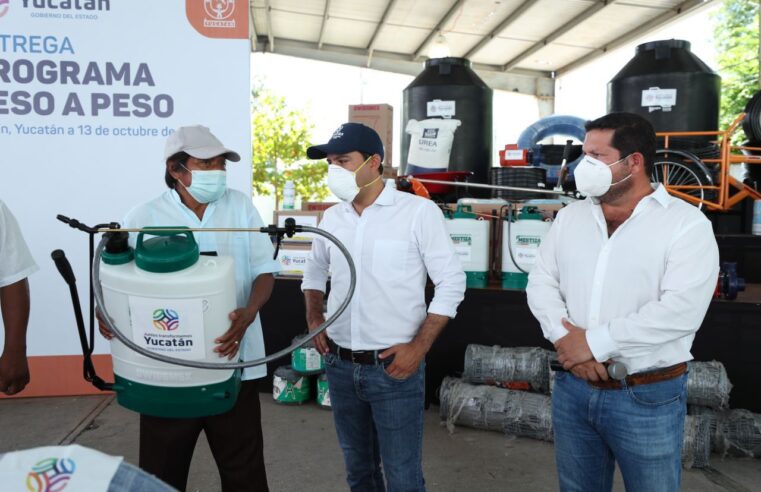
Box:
[0,200,38,396]
[527,112,719,492]
[302,123,465,492]
[99,125,279,492]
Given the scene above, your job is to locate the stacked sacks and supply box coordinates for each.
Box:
[272,335,331,408]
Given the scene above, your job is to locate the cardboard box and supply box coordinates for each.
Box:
[273,210,322,242]
[349,104,393,167]
[275,243,312,278]
[301,201,338,212]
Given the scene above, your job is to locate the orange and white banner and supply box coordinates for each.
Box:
[0,0,250,396]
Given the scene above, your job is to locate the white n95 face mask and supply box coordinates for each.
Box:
[574,154,632,197]
[182,169,227,203]
[327,156,381,202]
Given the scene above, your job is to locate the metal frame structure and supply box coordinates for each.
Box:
[656,114,761,212]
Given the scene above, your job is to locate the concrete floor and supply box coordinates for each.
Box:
[1,394,760,491]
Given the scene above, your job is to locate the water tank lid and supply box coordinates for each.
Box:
[425,57,471,69]
[636,39,691,53]
[135,227,199,273]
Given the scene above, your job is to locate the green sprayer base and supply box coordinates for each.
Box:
[113,370,241,418]
[501,272,529,290]
[465,271,489,289]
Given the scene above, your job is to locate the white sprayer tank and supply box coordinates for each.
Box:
[445,205,490,288]
[502,207,552,289]
[99,228,239,418]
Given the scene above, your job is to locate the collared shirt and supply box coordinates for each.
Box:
[123,189,281,380]
[0,199,38,288]
[526,185,719,373]
[301,186,466,350]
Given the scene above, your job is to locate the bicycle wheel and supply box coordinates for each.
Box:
[651,160,708,209]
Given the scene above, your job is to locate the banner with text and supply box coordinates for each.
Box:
[0,0,251,360]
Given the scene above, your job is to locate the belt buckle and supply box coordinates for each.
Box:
[351,350,366,364]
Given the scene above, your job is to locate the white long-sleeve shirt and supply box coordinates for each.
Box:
[526,185,719,373]
[301,187,466,350]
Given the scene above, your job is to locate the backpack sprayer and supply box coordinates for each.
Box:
[52,216,355,417]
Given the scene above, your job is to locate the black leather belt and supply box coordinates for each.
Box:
[328,339,389,365]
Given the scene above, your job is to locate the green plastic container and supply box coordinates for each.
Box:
[273,366,311,404]
[316,373,331,409]
[290,335,325,375]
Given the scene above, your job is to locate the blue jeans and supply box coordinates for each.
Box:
[324,352,426,492]
[552,371,688,492]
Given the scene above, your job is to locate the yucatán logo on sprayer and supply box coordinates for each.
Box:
[152,308,179,331]
[129,297,205,359]
[26,457,76,492]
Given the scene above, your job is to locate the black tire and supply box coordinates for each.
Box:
[652,148,714,208]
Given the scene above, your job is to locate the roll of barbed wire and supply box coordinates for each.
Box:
[714,409,761,458]
[439,377,507,432]
[688,405,721,452]
[686,361,732,409]
[439,377,553,441]
[501,389,553,442]
[462,345,552,393]
[682,414,713,469]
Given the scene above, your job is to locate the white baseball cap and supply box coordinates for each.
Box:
[164,125,241,162]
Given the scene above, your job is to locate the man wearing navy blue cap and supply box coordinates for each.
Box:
[302,123,466,491]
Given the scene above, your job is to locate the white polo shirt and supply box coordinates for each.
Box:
[302,187,466,350]
[527,184,720,373]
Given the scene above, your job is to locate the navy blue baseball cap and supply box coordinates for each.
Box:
[307,123,384,162]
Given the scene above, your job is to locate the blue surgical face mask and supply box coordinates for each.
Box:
[180,166,227,203]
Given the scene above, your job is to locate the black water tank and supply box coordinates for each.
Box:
[402,57,493,185]
[608,40,721,139]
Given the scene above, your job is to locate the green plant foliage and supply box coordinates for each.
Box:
[251,88,329,208]
[712,0,759,135]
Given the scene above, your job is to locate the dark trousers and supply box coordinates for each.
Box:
[138,380,268,492]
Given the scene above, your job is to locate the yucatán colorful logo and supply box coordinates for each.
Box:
[152,308,179,331]
[0,0,9,18]
[203,0,235,27]
[26,457,76,492]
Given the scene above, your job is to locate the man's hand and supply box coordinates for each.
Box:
[215,306,257,360]
[307,315,329,355]
[555,318,594,370]
[379,341,426,379]
[569,360,609,382]
[96,308,114,340]
[0,349,30,395]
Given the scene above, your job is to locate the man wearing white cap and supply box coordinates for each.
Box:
[99,125,279,491]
